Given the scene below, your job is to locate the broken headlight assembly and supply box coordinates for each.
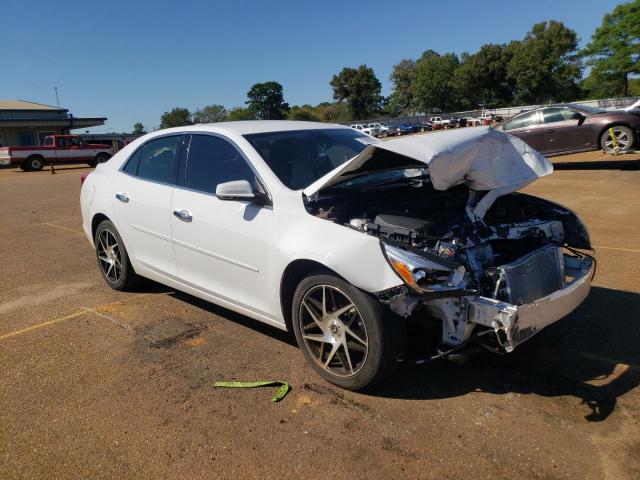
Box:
[381,241,466,294]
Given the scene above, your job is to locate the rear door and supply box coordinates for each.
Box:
[170,133,275,317]
[501,110,546,152]
[111,134,185,277]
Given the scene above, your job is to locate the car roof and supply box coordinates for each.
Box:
[167,120,350,136]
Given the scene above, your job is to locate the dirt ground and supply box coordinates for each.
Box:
[1,150,639,480]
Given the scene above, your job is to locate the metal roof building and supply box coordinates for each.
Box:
[0,100,107,147]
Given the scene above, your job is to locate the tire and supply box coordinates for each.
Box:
[94,220,140,291]
[26,155,44,171]
[601,126,635,153]
[95,153,110,164]
[18,162,29,171]
[292,274,405,390]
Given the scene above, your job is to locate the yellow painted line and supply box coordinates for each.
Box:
[0,292,174,341]
[41,222,84,235]
[36,217,80,225]
[566,349,639,371]
[592,245,640,254]
[0,310,86,341]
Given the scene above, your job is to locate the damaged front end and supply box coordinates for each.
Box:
[371,193,594,354]
[303,127,594,358]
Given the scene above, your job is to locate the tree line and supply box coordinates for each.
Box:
[135,1,638,132]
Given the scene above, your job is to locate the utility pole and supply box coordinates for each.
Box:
[54,86,60,107]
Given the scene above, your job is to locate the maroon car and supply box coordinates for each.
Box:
[494,104,640,156]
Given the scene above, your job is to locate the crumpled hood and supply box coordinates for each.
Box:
[303,127,553,199]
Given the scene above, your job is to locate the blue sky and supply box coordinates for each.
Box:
[1,0,625,133]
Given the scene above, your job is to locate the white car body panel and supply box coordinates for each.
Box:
[81,122,404,328]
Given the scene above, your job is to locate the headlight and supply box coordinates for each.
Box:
[381,241,466,293]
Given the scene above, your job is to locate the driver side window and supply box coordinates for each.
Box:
[504,111,540,131]
[184,134,256,195]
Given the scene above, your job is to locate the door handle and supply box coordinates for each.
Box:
[115,193,129,203]
[544,129,554,134]
[173,209,193,222]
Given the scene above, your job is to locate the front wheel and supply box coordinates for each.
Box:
[18,162,29,171]
[601,126,635,153]
[292,274,405,390]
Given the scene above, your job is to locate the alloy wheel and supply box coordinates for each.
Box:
[97,228,123,284]
[298,285,368,377]
[604,128,630,150]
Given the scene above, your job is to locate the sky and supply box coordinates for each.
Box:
[1,0,626,133]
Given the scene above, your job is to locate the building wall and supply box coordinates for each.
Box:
[0,127,69,147]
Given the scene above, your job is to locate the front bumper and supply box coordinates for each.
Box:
[467,254,594,352]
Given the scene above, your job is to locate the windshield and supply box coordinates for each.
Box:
[335,167,428,190]
[244,128,373,190]
[573,104,606,114]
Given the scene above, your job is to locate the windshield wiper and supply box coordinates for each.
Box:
[358,173,430,190]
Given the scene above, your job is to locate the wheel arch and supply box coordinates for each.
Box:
[91,212,111,240]
[279,259,339,332]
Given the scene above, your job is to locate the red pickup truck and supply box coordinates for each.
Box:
[0,134,113,171]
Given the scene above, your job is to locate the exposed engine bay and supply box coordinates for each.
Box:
[306,173,594,356]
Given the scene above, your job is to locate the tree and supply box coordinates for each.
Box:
[288,105,321,121]
[132,122,146,135]
[330,65,382,120]
[226,106,256,121]
[412,51,460,112]
[246,81,290,119]
[194,104,227,123]
[452,44,514,109]
[159,108,193,129]
[580,0,640,97]
[389,59,417,111]
[507,21,581,104]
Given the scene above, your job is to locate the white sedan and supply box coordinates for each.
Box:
[81,121,594,390]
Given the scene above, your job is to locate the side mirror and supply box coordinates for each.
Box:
[571,112,586,123]
[216,180,269,205]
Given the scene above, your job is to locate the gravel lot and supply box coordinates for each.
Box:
[1,150,639,479]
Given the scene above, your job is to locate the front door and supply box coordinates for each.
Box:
[111,134,185,277]
[502,110,547,152]
[539,107,591,154]
[170,133,275,318]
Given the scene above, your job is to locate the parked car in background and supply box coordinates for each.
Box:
[415,121,433,132]
[0,134,112,171]
[429,117,448,129]
[368,123,391,137]
[81,121,593,390]
[464,117,482,127]
[494,103,640,156]
[350,124,380,137]
[398,123,414,135]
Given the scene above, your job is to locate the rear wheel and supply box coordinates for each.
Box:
[292,274,405,390]
[26,156,44,171]
[601,126,635,153]
[94,220,140,290]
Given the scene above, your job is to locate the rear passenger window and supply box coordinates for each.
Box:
[123,147,142,175]
[137,135,182,185]
[185,134,256,194]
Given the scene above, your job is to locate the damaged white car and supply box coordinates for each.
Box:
[81,121,594,390]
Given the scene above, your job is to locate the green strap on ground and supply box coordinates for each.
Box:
[213,380,291,402]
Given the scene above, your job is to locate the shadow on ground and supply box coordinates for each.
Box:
[134,280,639,422]
[554,159,640,170]
[369,286,640,422]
